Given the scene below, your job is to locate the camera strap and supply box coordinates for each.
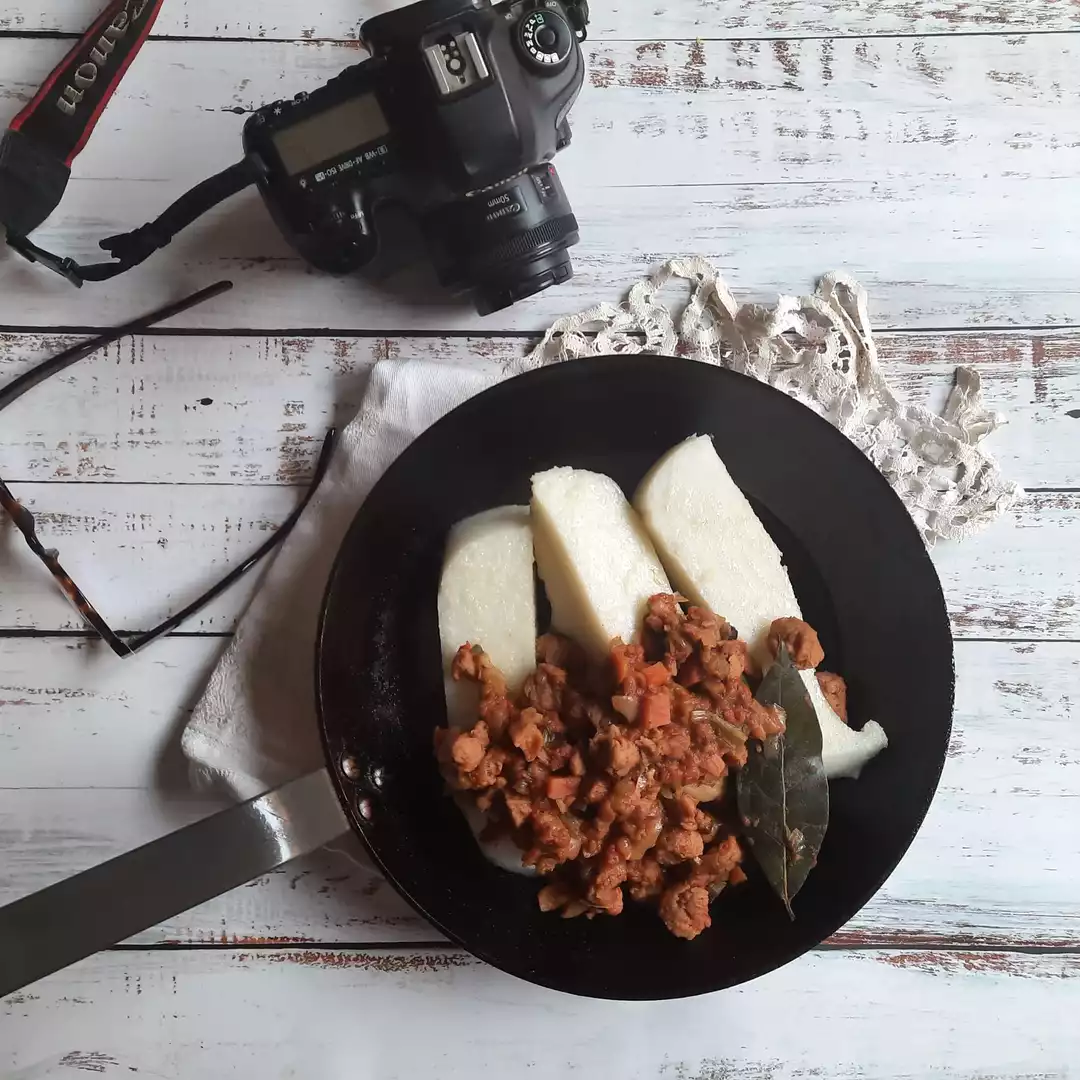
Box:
[8,155,265,285]
[0,0,167,239]
[0,0,263,287]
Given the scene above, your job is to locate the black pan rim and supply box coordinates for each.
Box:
[315,354,955,1000]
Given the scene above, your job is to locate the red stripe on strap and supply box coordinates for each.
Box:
[66,0,167,165]
[10,1,125,132]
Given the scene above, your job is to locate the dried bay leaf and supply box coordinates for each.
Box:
[737,644,829,917]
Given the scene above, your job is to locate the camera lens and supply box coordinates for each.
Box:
[424,164,579,315]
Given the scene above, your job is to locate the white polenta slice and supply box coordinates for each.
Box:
[438,506,537,725]
[454,796,536,876]
[633,435,887,779]
[531,467,672,660]
[438,506,538,875]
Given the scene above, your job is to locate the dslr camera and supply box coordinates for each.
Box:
[3,0,590,316]
[245,0,590,314]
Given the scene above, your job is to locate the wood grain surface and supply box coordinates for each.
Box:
[1,0,1078,1073]
[2,33,1080,328]
[2,0,1079,39]
[1,333,1072,638]
[3,947,1079,1079]
[2,331,1077,485]
[1,484,1075,637]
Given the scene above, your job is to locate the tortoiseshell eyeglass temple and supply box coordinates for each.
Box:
[0,283,337,658]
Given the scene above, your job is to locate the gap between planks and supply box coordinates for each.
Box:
[6,0,1080,39]
[1,631,1075,643]
[100,939,1080,955]
[3,323,1080,342]
[2,482,1077,491]
[6,28,1080,45]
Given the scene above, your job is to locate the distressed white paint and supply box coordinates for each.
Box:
[0,483,309,633]
[3,947,1079,1078]
[0,0,1075,39]
[6,172,1076,331]
[2,331,1078,485]
[4,325,1075,636]
[0,332,1076,639]
[8,36,1078,189]
[0,5,1078,1068]
[0,482,1074,637]
[1,639,1077,948]
[2,37,1080,328]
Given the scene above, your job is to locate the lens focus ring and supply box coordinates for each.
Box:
[466,213,578,273]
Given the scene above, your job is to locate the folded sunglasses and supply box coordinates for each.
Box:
[0,281,335,656]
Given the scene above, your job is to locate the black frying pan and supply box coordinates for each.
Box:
[317,354,954,999]
[0,355,953,1001]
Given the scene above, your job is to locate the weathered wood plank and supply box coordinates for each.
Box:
[3,37,1080,329]
[7,35,1075,189]
[583,34,1080,187]
[0,481,1073,637]
[3,946,1078,1077]
[935,492,1080,640]
[7,175,1078,331]
[1,0,1076,40]
[1,640,1077,948]
[0,484,303,634]
[881,332,1080,491]
[2,330,1075,486]
[0,788,432,946]
[0,636,435,943]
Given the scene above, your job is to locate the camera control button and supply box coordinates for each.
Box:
[531,164,559,203]
[516,10,573,71]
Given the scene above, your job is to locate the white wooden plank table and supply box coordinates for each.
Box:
[1,1,1078,1075]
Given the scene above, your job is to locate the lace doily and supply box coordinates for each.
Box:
[522,257,1022,545]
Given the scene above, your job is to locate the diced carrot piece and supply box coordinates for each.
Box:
[611,645,632,683]
[504,793,532,827]
[546,775,581,800]
[642,662,671,688]
[640,691,672,729]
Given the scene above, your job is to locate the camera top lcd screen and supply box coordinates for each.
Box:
[272,95,391,177]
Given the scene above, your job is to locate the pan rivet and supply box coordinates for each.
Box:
[370,766,385,789]
[357,796,374,821]
[340,755,361,782]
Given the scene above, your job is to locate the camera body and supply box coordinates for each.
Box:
[242,0,589,314]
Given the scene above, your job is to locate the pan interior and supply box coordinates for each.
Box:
[316,355,954,1000]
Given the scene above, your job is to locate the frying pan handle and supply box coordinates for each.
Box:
[0,769,349,999]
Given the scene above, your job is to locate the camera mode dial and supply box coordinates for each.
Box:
[515,8,574,72]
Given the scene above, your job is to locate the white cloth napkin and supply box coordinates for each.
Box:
[181,355,504,799]
[183,259,1020,804]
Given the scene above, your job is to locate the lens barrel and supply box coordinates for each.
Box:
[425,163,579,315]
